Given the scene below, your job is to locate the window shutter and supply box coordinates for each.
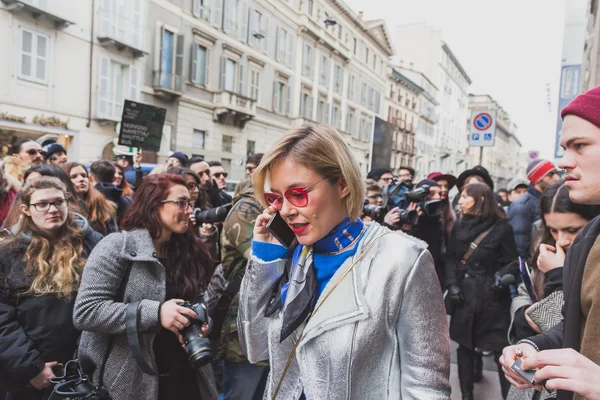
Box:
[191,44,198,83]
[128,65,139,101]
[275,27,281,61]
[285,85,291,115]
[238,0,249,42]
[238,62,245,95]
[219,56,226,90]
[308,95,313,120]
[248,9,257,46]
[193,0,201,17]
[212,0,223,28]
[325,103,330,123]
[132,0,143,49]
[100,0,111,37]
[205,48,211,87]
[262,15,270,54]
[286,34,293,66]
[224,0,235,33]
[175,35,184,78]
[98,56,110,118]
[273,83,280,112]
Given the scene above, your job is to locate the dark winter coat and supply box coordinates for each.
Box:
[445,215,518,351]
[412,214,444,286]
[94,182,133,224]
[508,185,541,259]
[0,215,102,389]
[528,215,600,400]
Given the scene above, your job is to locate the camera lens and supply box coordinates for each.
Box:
[181,324,213,368]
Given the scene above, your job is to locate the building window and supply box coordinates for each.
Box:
[19,28,49,84]
[353,38,357,55]
[248,9,262,47]
[300,90,312,119]
[193,129,206,149]
[98,57,139,120]
[361,83,367,105]
[100,0,144,50]
[332,104,341,129]
[348,74,355,101]
[319,55,329,86]
[333,64,343,94]
[302,43,313,76]
[222,135,233,152]
[223,0,238,34]
[276,27,287,63]
[247,140,255,156]
[365,47,369,64]
[338,25,343,40]
[307,0,313,15]
[273,79,290,114]
[249,69,260,101]
[316,99,329,123]
[373,54,377,69]
[191,43,210,86]
[346,109,355,136]
[192,0,211,21]
[156,28,184,90]
[219,57,238,92]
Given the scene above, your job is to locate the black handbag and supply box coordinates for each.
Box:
[49,359,111,400]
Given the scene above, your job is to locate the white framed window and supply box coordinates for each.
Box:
[98,57,139,120]
[247,140,255,156]
[191,43,210,86]
[224,0,238,34]
[361,83,367,105]
[347,109,356,137]
[273,79,291,114]
[317,98,328,123]
[302,43,313,77]
[237,0,249,42]
[300,90,313,119]
[249,69,260,101]
[100,0,144,50]
[222,135,233,152]
[192,0,211,21]
[348,74,355,101]
[211,0,223,28]
[276,27,286,63]
[333,64,343,94]
[319,55,329,87]
[19,28,49,84]
[353,38,357,55]
[332,103,341,129]
[193,129,206,149]
[219,57,238,92]
[156,27,184,91]
[248,9,262,47]
[368,87,374,109]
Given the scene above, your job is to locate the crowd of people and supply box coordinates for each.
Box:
[1,85,600,400]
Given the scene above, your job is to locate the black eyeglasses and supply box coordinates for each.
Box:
[29,198,67,212]
[246,165,256,172]
[213,172,228,179]
[186,182,200,190]
[26,149,45,156]
[161,199,193,211]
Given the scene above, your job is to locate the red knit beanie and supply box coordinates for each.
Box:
[561,85,600,128]
[527,159,556,185]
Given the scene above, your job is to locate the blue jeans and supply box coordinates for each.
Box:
[219,360,269,400]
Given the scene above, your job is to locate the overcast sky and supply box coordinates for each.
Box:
[346,0,567,159]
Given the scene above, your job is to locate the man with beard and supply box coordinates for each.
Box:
[508,159,560,260]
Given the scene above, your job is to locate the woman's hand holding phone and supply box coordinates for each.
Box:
[254,206,280,245]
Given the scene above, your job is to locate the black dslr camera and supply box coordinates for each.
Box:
[193,203,233,224]
[178,301,214,368]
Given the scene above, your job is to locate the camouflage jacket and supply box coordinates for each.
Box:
[218,180,267,365]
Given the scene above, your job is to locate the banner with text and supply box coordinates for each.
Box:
[118,100,167,152]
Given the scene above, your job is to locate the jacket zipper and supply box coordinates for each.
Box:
[346,322,358,399]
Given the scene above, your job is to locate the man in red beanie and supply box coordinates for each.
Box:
[501,85,600,400]
[508,158,560,259]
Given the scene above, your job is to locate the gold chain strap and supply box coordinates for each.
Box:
[271,232,391,399]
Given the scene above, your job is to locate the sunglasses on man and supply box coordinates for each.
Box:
[213,172,228,179]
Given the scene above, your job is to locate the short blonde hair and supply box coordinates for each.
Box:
[253,124,365,220]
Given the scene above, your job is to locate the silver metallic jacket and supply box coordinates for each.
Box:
[238,224,451,399]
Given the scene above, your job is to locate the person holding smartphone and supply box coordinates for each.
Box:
[237,124,451,399]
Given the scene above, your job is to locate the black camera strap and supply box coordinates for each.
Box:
[126,301,158,376]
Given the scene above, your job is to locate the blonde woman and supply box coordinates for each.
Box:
[0,177,102,399]
[238,124,451,399]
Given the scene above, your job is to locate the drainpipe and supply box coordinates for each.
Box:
[86,0,95,128]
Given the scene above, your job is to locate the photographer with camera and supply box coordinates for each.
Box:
[73,174,217,400]
[445,182,518,400]
[410,179,446,288]
[238,124,450,399]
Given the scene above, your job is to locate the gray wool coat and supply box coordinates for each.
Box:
[73,229,217,400]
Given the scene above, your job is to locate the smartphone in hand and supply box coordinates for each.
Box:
[266,212,296,248]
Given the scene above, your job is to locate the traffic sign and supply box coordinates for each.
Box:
[528,151,539,160]
[469,110,497,147]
